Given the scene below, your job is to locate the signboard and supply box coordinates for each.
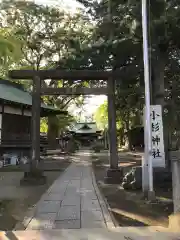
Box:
[143,105,165,168]
[150,105,165,167]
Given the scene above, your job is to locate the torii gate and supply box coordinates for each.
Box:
[9,69,123,183]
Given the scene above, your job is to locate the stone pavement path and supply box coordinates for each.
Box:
[3,151,180,239]
[19,151,114,230]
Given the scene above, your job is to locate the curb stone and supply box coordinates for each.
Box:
[91,167,118,229]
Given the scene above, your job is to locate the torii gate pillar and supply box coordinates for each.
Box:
[105,78,123,183]
[20,76,46,185]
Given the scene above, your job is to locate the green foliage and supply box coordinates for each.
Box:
[0,28,22,77]
[94,100,123,131]
[76,0,180,150]
[1,0,180,150]
[58,114,75,133]
[94,100,108,130]
[0,0,89,133]
[40,118,48,133]
[0,0,93,71]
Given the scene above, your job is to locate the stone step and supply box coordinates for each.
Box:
[1,227,180,240]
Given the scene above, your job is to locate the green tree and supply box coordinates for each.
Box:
[77,0,180,154]
[94,100,108,130]
[3,0,180,155]
[0,0,91,138]
[0,28,22,77]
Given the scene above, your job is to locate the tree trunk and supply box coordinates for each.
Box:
[152,53,166,106]
[47,116,58,148]
[119,128,125,146]
[124,115,131,150]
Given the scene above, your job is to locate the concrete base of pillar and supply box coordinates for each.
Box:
[104,168,123,184]
[147,190,156,201]
[20,171,46,186]
[142,191,156,202]
[169,213,180,232]
[142,191,148,200]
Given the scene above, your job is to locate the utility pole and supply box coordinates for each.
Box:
[141,0,155,199]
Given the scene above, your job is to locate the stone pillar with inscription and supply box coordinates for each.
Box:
[20,76,46,185]
[105,78,123,183]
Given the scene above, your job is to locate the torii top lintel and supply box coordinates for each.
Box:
[8,69,123,80]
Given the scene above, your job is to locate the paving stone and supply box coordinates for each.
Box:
[61,195,80,206]
[50,183,68,188]
[26,213,56,230]
[81,199,101,211]
[82,170,91,174]
[81,178,92,182]
[70,175,81,178]
[53,220,80,229]
[82,177,92,181]
[80,190,97,199]
[21,150,115,231]
[36,201,61,213]
[80,187,94,192]
[69,179,81,184]
[65,187,80,193]
[81,220,106,228]
[81,189,94,193]
[81,185,94,190]
[56,180,69,183]
[50,181,69,188]
[81,195,98,202]
[56,205,80,220]
[48,186,67,194]
[43,193,64,201]
[81,210,104,222]
[68,180,81,188]
[65,190,81,197]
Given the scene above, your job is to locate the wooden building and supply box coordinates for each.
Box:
[0,79,66,156]
[69,122,102,147]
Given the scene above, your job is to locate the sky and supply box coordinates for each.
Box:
[36,0,107,119]
[35,0,82,13]
[68,95,107,120]
[83,95,107,118]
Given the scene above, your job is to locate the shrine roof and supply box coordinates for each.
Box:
[0,79,67,115]
[70,122,100,134]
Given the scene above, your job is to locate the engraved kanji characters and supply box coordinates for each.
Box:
[152,149,161,158]
[152,122,160,132]
[151,109,161,159]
